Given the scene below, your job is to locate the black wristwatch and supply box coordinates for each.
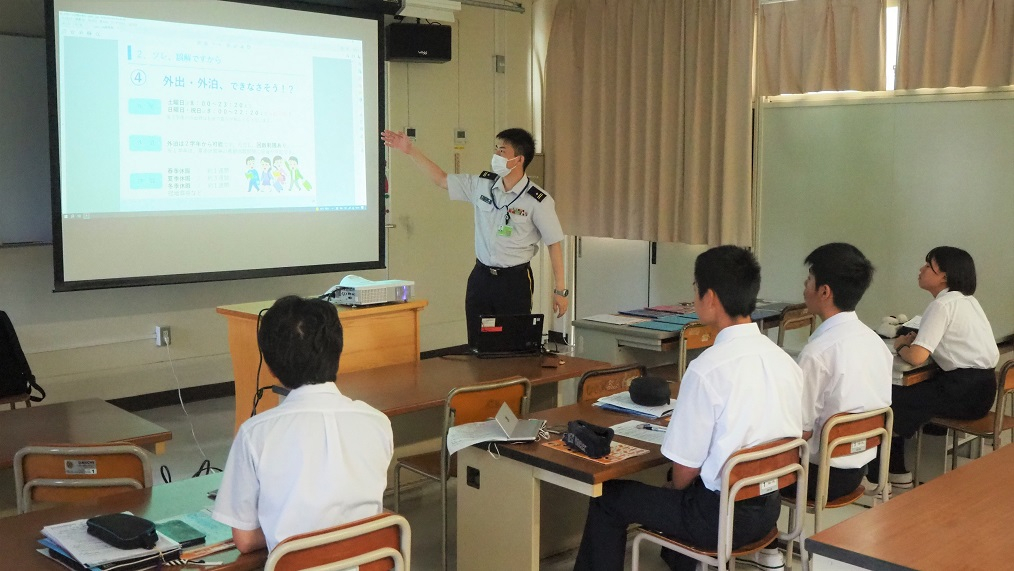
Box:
[554,288,570,297]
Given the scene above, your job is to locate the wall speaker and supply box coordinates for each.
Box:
[386,23,451,63]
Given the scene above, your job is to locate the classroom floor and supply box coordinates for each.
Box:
[133,395,883,571]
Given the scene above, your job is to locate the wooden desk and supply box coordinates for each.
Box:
[217,299,427,431]
[0,473,264,570]
[334,355,609,416]
[456,402,670,571]
[0,399,172,470]
[806,443,1014,570]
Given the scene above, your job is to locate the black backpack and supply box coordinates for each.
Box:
[0,311,45,402]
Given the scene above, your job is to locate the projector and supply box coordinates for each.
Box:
[334,279,414,306]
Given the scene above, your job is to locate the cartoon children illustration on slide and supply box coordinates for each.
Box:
[271,156,286,191]
[245,156,259,192]
[260,157,273,190]
[287,156,313,192]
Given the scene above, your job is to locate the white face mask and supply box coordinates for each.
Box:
[491,154,516,177]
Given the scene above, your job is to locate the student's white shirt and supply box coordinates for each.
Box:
[212,382,393,551]
[662,322,804,492]
[913,289,999,372]
[797,312,893,468]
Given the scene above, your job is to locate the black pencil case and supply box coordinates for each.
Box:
[86,513,158,550]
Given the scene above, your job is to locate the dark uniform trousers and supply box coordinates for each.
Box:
[868,367,996,477]
[465,260,534,347]
[573,478,781,571]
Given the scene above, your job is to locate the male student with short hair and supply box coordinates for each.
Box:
[212,296,393,553]
[573,245,803,571]
[745,243,893,571]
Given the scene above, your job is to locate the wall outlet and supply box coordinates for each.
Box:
[155,325,171,346]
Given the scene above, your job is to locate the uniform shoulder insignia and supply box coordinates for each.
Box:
[479,170,498,181]
[527,187,547,202]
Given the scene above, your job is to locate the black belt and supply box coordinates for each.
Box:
[475,260,530,276]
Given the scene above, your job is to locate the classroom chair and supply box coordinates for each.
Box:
[775,304,816,348]
[631,437,810,571]
[576,363,648,403]
[13,443,152,514]
[782,407,892,570]
[392,377,531,571]
[264,512,411,571]
[676,322,718,382]
[0,392,32,410]
[913,359,1014,485]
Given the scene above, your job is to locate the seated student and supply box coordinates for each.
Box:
[572,246,803,571]
[869,246,999,488]
[212,296,394,553]
[746,243,893,570]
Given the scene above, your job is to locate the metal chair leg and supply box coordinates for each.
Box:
[913,430,922,487]
[440,476,448,571]
[393,464,401,513]
[950,429,959,471]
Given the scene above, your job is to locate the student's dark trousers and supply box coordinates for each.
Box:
[464,260,534,347]
[573,478,780,571]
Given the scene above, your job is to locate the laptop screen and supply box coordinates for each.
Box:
[474,314,544,357]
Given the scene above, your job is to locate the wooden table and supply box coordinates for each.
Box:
[217,299,427,431]
[0,473,263,570]
[0,399,172,469]
[456,402,670,571]
[806,443,1014,570]
[333,354,610,416]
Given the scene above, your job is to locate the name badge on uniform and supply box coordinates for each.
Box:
[497,224,513,237]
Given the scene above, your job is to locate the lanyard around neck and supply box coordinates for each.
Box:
[490,178,530,211]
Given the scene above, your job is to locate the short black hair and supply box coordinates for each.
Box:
[257,295,343,389]
[805,243,874,312]
[927,246,977,295]
[694,245,760,318]
[496,128,535,171]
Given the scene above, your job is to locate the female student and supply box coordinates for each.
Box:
[879,246,999,486]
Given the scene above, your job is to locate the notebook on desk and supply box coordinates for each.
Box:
[473,314,544,358]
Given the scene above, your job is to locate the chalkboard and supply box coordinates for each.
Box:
[756,89,1014,339]
[0,34,52,245]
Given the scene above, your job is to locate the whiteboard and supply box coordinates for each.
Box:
[756,89,1014,340]
[0,34,52,245]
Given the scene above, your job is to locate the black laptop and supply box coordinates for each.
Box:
[473,314,545,358]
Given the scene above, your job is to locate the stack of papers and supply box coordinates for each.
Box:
[594,391,675,419]
[38,515,181,571]
[583,314,652,326]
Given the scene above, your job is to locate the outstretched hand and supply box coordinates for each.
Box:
[381,130,413,154]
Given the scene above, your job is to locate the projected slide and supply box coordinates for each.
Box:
[50,0,384,289]
[58,11,369,214]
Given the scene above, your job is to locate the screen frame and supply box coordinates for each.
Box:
[46,0,389,292]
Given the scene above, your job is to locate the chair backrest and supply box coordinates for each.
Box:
[264,512,411,571]
[718,437,808,563]
[14,443,152,514]
[444,377,531,427]
[993,359,1014,437]
[576,364,648,403]
[723,437,805,501]
[775,303,816,347]
[677,322,717,382]
[821,408,892,460]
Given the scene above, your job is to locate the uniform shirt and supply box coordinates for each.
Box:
[447,173,565,268]
[913,289,999,372]
[662,322,804,491]
[212,382,393,551]
[797,312,893,468]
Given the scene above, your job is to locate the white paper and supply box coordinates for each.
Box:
[42,515,180,567]
[610,420,668,445]
[583,314,653,325]
[594,391,675,419]
[902,315,922,329]
[446,419,544,455]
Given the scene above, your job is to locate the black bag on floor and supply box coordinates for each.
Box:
[0,311,45,402]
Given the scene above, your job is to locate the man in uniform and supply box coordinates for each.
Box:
[382,128,569,347]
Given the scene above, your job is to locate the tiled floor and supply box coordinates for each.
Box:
[132,394,880,571]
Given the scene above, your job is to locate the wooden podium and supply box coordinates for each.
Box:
[217,299,427,432]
